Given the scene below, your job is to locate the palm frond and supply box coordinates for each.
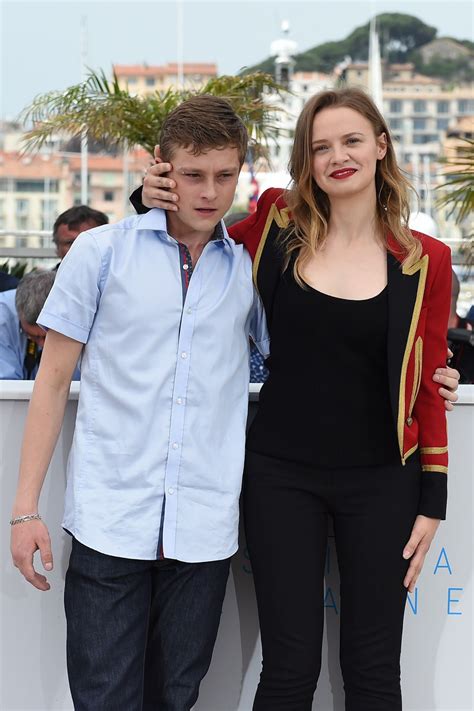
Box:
[20,69,287,160]
[436,137,474,225]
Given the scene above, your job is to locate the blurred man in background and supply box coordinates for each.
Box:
[53,205,108,262]
[0,271,55,379]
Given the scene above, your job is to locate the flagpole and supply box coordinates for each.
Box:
[80,15,89,205]
[177,0,184,89]
[423,155,432,216]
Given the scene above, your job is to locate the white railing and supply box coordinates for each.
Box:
[0,229,55,255]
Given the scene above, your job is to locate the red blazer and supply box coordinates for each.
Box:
[230,188,451,480]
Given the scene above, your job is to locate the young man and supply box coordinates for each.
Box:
[10,96,268,711]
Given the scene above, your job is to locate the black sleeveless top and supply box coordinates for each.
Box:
[247,266,400,468]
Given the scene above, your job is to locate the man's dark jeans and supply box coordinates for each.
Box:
[65,538,231,710]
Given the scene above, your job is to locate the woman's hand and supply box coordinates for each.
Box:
[402,515,440,592]
[434,351,460,411]
[142,145,179,210]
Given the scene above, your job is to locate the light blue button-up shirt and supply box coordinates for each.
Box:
[38,209,269,562]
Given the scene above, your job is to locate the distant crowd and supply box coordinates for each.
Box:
[0,206,108,381]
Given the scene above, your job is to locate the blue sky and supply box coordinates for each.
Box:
[1,0,472,119]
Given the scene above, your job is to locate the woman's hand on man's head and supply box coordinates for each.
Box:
[142,145,179,210]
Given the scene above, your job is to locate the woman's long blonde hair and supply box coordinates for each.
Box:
[283,88,421,285]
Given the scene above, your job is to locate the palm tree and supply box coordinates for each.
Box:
[20,70,287,160]
[436,137,474,226]
[436,136,474,272]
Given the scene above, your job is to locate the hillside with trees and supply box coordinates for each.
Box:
[243,13,473,82]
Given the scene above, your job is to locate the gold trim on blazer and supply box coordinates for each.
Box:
[422,465,448,473]
[408,336,423,418]
[397,254,429,463]
[252,205,290,289]
[420,446,448,455]
[404,443,419,461]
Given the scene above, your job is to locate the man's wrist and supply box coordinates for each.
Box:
[10,513,42,526]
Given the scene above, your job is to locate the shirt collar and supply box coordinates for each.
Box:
[137,208,233,246]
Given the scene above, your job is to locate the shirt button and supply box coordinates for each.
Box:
[406,417,413,426]
[186,307,192,314]
[176,397,183,405]
[168,487,174,495]
[183,264,189,271]
[181,352,187,359]
[172,442,179,450]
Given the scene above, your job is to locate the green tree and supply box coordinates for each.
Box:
[21,70,287,159]
[243,13,438,75]
[411,52,473,83]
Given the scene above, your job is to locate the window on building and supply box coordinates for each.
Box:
[16,216,29,230]
[14,179,59,192]
[104,190,115,202]
[16,198,29,215]
[146,77,155,87]
[41,198,57,210]
[458,99,474,114]
[437,118,450,130]
[389,100,402,113]
[127,77,137,84]
[413,118,426,130]
[73,173,90,188]
[437,101,449,114]
[0,178,9,191]
[280,66,289,85]
[413,100,427,113]
[413,134,437,144]
[40,199,58,231]
[389,118,401,130]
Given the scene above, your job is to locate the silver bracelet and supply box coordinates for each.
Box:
[10,513,42,526]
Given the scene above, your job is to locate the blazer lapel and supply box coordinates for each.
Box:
[387,248,429,460]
